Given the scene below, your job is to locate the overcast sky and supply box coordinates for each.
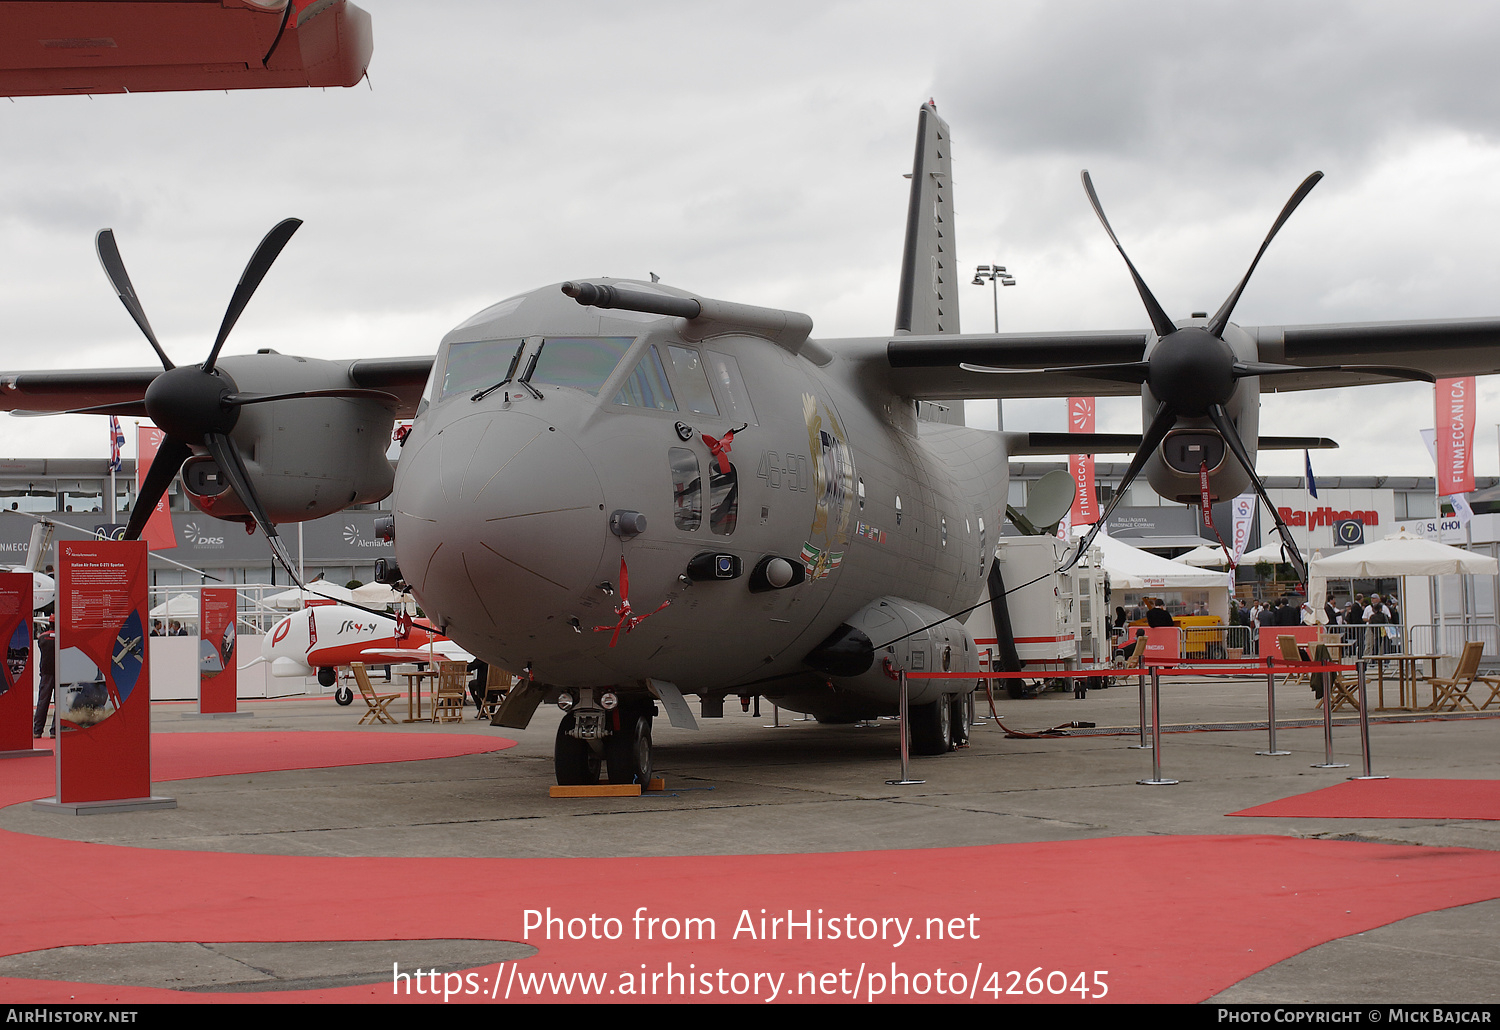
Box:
[3,0,1500,483]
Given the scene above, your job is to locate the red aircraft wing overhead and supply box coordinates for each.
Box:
[0,0,373,96]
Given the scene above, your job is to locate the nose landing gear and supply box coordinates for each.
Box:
[553,698,655,787]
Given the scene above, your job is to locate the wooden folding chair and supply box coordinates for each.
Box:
[1277,635,1308,687]
[478,665,512,720]
[351,662,399,725]
[1427,641,1484,712]
[1114,634,1147,670]
[431,660,469,723]
[1473,671,1500,710]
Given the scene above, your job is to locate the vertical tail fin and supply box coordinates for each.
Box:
[894,100,960,336]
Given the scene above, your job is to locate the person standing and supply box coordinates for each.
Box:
[31,617,56,739]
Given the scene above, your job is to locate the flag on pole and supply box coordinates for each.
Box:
[109,416,125,473]
[1303,449,1318,499]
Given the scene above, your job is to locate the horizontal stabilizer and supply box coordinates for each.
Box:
[1009,432,1338,456]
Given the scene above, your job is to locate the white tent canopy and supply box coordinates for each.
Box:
[149,593,199,619]
[1092,533,1233,590]
[1240,541,1308,565]
[1309,529,1499,579]
[265,579,357,609]
[1175,544,1229,567]
[1308,528,1498,623]
[350,582,416,607]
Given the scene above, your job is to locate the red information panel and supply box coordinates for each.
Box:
[1144,626,1180,662]
[56,540,150,804]
[199,588,238,713]
[0,572,34,752]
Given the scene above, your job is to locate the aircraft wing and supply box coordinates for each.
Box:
[0,356,434,418]
[878,317,1500,400]
[0,0,373,97]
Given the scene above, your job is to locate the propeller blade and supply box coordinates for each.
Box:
[95,230,175,371]
[203,431,303,587]
[203,218,303,373]
[1081,171,1177,339]
[959,360,1152,385]
[1232,360,1435,384]
[1063,402,1179,571]
[123,436,192,541]
[12,400,149,418]
[1205,172,1323,337]
[1205,403,1308,581]
[223,388,401,407]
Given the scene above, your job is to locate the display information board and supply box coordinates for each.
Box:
[198,588,238,714]
[0,572,35,754]
[52,540,167,808]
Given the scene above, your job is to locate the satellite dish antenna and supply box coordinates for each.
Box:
[1026,469,1077,529]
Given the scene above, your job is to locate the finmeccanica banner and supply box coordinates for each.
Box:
[1068,397,1097,524]
[1436,376,1476,495]
[0,572,33,753]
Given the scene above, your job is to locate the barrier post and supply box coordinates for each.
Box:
[1257,667,1290,756]
[1137,667,1177,785]
[1129,666,1151,749]
[1312,659,1349,770]
[1350,661,1387,781]
[886,670,924,786]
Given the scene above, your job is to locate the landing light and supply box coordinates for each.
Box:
[557,692,575,711]
[600,692,619,711]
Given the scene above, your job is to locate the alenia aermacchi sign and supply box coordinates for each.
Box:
[1069,397,1097,524]
[1437,376,1476,495]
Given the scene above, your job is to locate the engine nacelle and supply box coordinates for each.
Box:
[804,596,979,707]
[181,353,397,525]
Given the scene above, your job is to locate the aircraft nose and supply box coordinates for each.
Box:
[393,411,606,637]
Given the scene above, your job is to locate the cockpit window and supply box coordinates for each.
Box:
[706,351,757,425]
[665,346,719,417]
[613,345,678,411]
[441,339,525,398]
[528,336,635,395]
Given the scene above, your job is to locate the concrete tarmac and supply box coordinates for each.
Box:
[3,673,1497,1003]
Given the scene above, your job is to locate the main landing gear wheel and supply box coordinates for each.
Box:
[949,693,972,748]
[909,694,953,755]
[334,687,353,706]
[318,667,337,687]
[605,712,653,786]
[554,713,601,786]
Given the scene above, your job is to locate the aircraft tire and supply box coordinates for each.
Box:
[318,667,337,687]
[949,693,971,747]
[604,713,652,786]
[334,687,353,706]
[909,695,952,755]
[554,714,601,786]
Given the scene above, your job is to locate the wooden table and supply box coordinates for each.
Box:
[397,666,436,723]
[1368,653,1445,710]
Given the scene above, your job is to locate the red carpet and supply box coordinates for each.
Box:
[1230,778,1500,821]
[2,736,1500,1004]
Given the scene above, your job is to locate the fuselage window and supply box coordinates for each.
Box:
[941,517,947,548]
[440,338,525,399]
[529,336,635,395]
[615,345,678,411]
[665,345,719,417]
[858,478,865,511]
[669,447,702,531]
[709,463,738,536]
[705,351,758,425]
[895,494,902,525]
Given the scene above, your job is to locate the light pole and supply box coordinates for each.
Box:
[971,264,1016,333]
[972,265,1016,429]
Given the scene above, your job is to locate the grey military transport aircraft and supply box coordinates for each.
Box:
[4,102,1500,786]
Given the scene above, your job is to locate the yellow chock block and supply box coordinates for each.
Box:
[646,777,666,791]
[549,784,642,798]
